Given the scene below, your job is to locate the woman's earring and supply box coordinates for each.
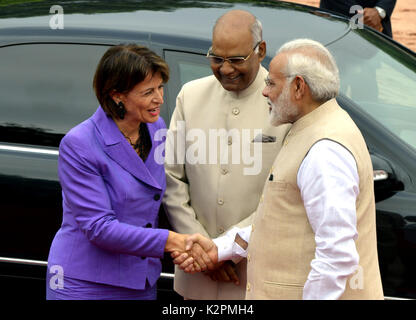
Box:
[116,101,126,120]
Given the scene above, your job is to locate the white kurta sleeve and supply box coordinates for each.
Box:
[213,225,252,264]
[298,139,360,300]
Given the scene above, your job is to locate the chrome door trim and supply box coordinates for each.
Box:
[0,256,47,266]
[0,256,174,280]
[384,296,411,300]
[0,144,59,156]
[373,169,389,181]
[160,272,175,280]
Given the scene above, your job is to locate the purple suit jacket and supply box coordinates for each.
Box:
[47,106,169,290]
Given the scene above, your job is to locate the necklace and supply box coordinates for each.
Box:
[120,123,150,161]
[123,133,140,150]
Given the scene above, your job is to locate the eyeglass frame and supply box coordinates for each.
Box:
[264,74,299,88]
[206,41,262,66]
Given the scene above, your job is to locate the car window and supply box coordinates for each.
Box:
[0,43,109,147]
[329,31,416,150]
[163,50,212,125]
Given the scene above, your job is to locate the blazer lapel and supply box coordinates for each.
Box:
[92,107,161,190]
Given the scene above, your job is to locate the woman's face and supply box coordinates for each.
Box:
[121,71,164,124]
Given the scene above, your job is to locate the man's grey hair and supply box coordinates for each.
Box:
[277,39,340,102]
[251,18,263,51]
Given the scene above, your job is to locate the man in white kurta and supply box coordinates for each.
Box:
[163,10,290,299]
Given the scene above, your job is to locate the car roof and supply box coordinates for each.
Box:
[0,0,351,55]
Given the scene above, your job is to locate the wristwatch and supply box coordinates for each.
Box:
[375,6,386,19]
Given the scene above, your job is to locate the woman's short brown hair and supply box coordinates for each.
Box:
[93,44,169,119]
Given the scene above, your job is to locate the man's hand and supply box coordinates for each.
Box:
[171,233,219,273]
[204,261,240,285]
[185,233,218,266]
[364,7,383,32]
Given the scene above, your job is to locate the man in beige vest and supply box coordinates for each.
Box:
[175,38,384,299]
[163,10,290,299]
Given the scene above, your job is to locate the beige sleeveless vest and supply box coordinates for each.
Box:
[246,99,383,300]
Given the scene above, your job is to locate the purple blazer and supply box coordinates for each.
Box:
[47,106,169,290]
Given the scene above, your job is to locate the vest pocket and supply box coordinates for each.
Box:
[263,280,304,300]
[262,180,288,220]
[267,180,287,191]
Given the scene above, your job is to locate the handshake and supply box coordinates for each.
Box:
[165,231,240,285]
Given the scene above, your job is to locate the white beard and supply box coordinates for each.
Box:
[268,82,299,126]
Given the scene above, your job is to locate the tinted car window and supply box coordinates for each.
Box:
[329,31,416,150]
[164,50,212,125]
[0,43,108,262]
[0,43,108,147]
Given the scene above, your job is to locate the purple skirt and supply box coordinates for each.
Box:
[46,272,157,300]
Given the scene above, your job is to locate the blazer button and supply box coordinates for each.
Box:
[145,223,152,228]
[153,194,161,201]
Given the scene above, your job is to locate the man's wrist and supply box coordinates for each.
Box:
[213,236,233,262]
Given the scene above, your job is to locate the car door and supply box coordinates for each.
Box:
[328,28,416,299]
[0,42,109,297]
[0,37,211,300]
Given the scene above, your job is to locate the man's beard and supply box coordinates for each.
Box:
[268,82,299,126]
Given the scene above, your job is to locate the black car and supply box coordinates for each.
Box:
[0,0,415,300]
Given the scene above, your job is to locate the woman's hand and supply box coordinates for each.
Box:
[165,231,216,273]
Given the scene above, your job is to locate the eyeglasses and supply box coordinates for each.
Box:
[264,75,297,87]
[206,41,261,66]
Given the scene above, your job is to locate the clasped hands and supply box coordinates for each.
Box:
[166,232,239,285]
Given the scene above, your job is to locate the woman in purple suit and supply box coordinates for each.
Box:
[46,44,194,300]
